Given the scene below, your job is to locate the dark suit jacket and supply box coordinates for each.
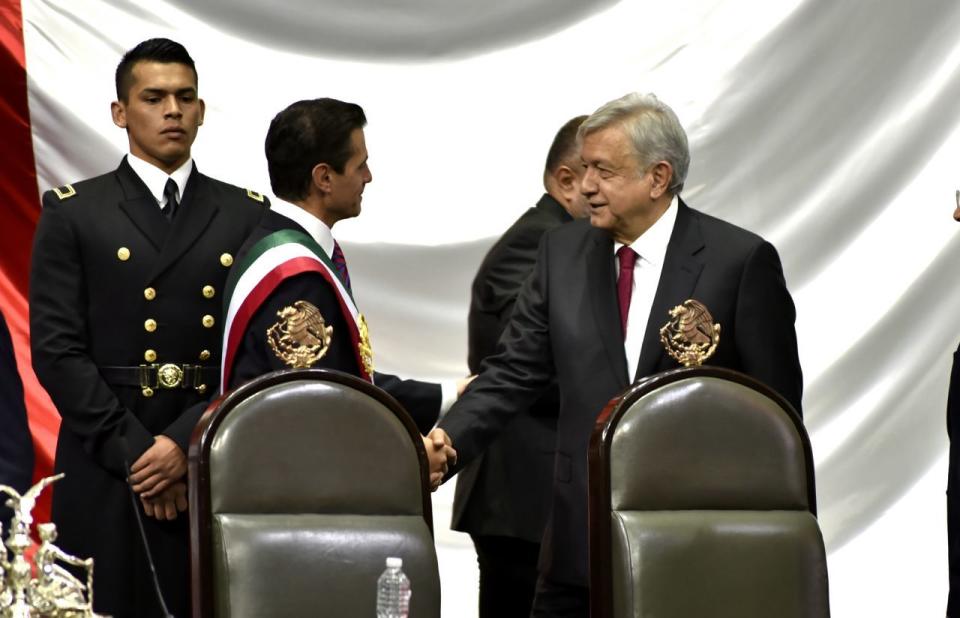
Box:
[227,209,442,434]
[0,309,33,531]
[439,200,803,586]
[947,344,960,616]
[30,157,266,616]
[452,194,570,542]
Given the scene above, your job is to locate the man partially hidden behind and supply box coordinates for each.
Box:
[947,192,960,617]
[30,39,267,617]
[451,115,589,617]
[429,93,803,617]
[220,98,465,437]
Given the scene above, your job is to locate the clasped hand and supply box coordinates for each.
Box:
[129,435,188,519]
[422,428,457,491]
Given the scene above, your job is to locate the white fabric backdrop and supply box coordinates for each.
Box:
[22,0,960,615]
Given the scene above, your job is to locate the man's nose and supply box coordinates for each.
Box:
[164,95,182,118]
[581,168,597,195]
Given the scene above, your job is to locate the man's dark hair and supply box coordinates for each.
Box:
[265,98,367,202]
[544,114,588,174]
[115,38,197,102]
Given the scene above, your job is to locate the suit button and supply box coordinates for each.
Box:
[144,319,157,332]
[202,315,215,328]
[220,253,233,267]
[117,247,130,261]
[202,285,215,299]
[199,349,211,361]
[144,287,156,300]
[144,349,157,362]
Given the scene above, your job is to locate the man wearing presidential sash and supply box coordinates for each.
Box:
[222,98,459,436]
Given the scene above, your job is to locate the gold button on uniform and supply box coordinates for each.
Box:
[202,285,215,299]
[142,387,154,398]
[220,253,233,267]
[117,247,130,261]
[202,315,215,328]
[144,287,156,300]
[199,349,211,361]
[144,349,157,362]
[144,319,157,332]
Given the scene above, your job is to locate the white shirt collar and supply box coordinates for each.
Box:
[613,194,679,265]
[126,153,193,209]
[270,198,335,258]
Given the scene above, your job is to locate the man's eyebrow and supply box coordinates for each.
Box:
[139,87,197,95]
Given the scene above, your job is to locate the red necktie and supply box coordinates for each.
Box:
[331,240,352,293]
[617,246,637,339]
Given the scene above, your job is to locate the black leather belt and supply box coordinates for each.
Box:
[100,364,217,396]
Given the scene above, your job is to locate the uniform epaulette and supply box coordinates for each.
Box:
[52,184,77,200]
[245,189,265,203]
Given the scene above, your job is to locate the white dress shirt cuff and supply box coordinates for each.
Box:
[438,380,458,420]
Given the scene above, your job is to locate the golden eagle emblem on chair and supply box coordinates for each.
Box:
[267,300,333,368]
[659,299,721,367]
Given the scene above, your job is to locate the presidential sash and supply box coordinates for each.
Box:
[220,229,373,392]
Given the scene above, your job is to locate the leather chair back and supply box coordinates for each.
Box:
[588,367,829,618]
[190,369,439,618]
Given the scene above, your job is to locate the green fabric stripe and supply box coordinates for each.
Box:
[222,229,352,316]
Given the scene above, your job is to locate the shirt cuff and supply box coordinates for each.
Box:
[438,380,458,419]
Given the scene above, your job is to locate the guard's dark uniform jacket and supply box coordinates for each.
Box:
[29,157,267,618]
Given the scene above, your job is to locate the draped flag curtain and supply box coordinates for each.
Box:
[4,1,959,615]
[0,0,56,524]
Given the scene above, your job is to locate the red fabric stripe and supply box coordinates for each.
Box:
[222,256,370,390]
[0,1,58,522]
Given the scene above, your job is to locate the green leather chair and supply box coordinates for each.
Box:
[588,367,829,618]
[189,369,440,618]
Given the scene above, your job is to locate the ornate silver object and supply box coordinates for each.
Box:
[0,474,104,617]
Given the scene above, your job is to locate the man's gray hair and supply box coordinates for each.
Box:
[579,92,690,194]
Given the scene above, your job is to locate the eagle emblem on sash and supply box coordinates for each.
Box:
[267,300,333,368]
[357,313,375,376]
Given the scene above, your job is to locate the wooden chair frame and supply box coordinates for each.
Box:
[188,368,435,618]
[586,366,816,618]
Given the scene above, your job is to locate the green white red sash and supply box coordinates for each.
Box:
[220,229,371,392]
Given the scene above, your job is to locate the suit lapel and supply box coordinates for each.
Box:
[115,158,169,251]
[148,167,219,281]
[634,201,705,380]
[587,228,630,387]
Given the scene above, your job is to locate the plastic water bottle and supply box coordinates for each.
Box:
[376,556,411,618]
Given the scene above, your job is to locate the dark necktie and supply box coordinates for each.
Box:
[162,178,178,220]
[616,245,637,339]
[331,240,352,293]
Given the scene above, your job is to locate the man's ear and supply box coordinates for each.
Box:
[649,161,674,199]
[311,162,333,194]
[555,165,578,192]
[198,98,206,127]
[111,100,127,129]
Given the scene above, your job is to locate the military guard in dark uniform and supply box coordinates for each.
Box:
[29,39,266,617]
[221,98,464,435]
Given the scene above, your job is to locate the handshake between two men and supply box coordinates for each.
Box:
[422,428,456,490]
[421,373,475,490]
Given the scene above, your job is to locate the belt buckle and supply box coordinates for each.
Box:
[157,363,184,389]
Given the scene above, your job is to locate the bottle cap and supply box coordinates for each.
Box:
[386,557,403,568]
